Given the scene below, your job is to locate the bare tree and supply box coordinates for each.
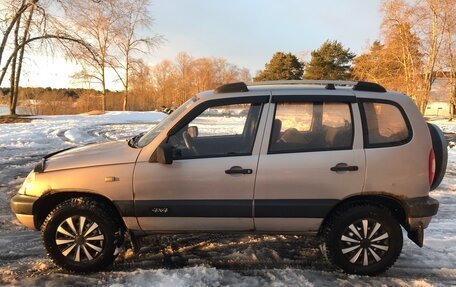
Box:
[416,0,451,113]
[0,0,37,67]
[175,52,194,104]
[60,0,120,111]
[151,59,177,107]
[0,0,99,115]
[377,0,453,114]
[142,53,249,109]
[10,1,35,115]
[438,0,456,119]
[380,1,423,100]
[8,1,22,115]
[110,0,162,111]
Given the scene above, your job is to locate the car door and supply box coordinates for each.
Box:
[254,90,366,232]
[133,96,269,232]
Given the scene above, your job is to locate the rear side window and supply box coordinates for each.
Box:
[269,102,353,153]
[361,101,411,147]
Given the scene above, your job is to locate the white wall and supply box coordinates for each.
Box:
[424,101,450,117]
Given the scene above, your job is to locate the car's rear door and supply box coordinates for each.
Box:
[254,89,366,231]
[133,96,270,232]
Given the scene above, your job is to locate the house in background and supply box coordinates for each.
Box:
[425,101,450,117]
[424,77,452,117]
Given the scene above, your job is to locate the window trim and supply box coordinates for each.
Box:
[166,96,268,160]
[358,98,413,149]
[271,94,356,103]
[267,99,355,155]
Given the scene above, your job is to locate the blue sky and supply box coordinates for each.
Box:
[21,0,383,89]
[150,0,383,73]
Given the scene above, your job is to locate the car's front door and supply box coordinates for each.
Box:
[254,91,366,232]
[133,96,269,232]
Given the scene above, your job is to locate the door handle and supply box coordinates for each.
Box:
[225,166,253,175]
[330,163,359,172]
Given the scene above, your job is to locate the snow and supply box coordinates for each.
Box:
[0,112,456,286]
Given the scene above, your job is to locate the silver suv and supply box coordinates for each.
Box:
[11,80,447,275]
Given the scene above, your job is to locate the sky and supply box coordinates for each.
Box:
[16,0,383,90]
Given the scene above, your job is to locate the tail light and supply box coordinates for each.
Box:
[429,149,435,186]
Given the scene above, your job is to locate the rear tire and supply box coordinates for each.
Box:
[321,203,403,276]
[42,198,123,272]
[428,123,448,190]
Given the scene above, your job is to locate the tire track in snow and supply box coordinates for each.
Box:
[55,129,72,144]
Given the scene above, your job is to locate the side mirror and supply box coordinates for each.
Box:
[156,143,173,164]
[187,126,198,138]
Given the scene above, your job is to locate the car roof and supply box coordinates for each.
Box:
[197,81,407,102]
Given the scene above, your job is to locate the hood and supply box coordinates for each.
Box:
[44,141,141,172]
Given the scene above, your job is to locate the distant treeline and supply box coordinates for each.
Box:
[0,87,125,115]
[0,52,250,115]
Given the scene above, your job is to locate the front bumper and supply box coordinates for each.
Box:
[402,196,439,247]
[10,194,38,229]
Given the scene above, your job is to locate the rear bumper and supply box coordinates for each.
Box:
[403,196,439,218]
[10,194,38,229]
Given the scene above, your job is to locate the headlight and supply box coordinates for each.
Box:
[18,171,35,195]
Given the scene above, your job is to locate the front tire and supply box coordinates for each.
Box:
[321,203,403,276]
[42,198,123,272]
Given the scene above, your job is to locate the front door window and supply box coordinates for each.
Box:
[168,103,262,159]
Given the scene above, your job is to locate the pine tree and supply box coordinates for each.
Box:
[304,40,355,80]
[253,52,303,81]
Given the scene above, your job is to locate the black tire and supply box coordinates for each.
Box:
[428,123,448,190]
[321,203,403,276]
[41,198,123,272]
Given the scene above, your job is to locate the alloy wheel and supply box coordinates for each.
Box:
[55,216,105,262]
[340,218,390,266]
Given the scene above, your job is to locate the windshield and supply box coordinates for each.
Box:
[136,97,198,147]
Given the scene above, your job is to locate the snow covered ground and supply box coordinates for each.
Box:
[0,112,455,286]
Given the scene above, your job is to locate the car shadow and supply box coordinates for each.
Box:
[112,233,333,273]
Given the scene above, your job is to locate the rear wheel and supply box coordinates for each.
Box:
[428,123,448,190]
[321,203,403,275]
[42,198,123,272]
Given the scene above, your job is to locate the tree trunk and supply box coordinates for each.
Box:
[101,86,107,112]
[419,72,434,115]
[101,66,107,111]
[123,53,129,111]
[123,90,128,111]
[13,5,35,116]
[450,102,456,121]
[450,84,456,120]
[9,14,22,116]
[9,59,17,115]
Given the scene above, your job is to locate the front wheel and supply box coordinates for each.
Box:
[42,198,123,272]
[321,204,403,276]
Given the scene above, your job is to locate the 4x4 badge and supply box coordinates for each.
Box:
[151,207,168,213]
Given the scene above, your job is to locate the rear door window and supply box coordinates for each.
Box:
[360,101,411,147]
[269,102,353,153]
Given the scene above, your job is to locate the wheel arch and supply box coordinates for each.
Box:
[319,194,407,235]
[33,191,126,230]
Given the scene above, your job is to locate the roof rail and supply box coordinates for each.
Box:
[250,80,358,86]
[352,81,386,93]
[214,82,249,94]
[213,80,386,94]
[249,80,387,93]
